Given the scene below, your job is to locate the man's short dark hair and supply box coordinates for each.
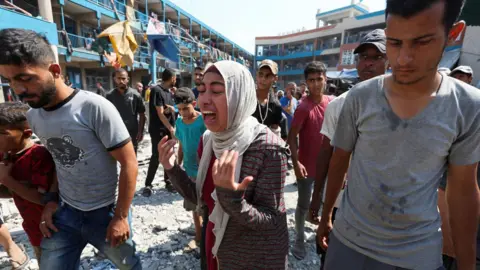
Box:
[194,66,204,72]
[304,61,327,79]
[113,68,128,78]
[0,28,56,66]
[162,68,175,82]
[385,0,465,33]
[174,87,195,105]
[0,102,30,130]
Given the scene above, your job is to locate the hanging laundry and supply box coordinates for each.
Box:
[98,21,138,67]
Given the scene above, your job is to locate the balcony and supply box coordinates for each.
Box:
[58,31,96,51]
[319,40,341,50]
[134,46,151,65]
[0,6,58,45]
[86,0,126,14]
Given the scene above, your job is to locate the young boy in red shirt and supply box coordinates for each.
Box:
[0,102,56,263]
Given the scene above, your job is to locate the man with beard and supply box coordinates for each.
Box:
[318,0,480,269]
[310,29,387,269]
[0,28,140,269]
[143,68,177,196]
[106,68,146,154]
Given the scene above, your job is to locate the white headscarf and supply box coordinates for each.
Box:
[195,60,266,256]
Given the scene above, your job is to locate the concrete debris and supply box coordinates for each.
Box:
[0,134,318,270]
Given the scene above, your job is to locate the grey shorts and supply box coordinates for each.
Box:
[324,232,445,270]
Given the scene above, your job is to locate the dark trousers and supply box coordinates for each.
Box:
[319,207,338,270]
[145,130,169,187]
[128,131,138,155]
[200,206,208,270]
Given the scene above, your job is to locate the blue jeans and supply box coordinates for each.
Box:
[40,201,141,270]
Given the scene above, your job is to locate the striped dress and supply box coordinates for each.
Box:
[167,128,289,269]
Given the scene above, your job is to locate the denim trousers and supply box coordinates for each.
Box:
[40,201,141,270]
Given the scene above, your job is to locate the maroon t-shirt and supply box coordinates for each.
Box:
[9,144,55,246]
[291,95,334,177]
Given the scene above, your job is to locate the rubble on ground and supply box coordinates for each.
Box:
[0,135,318,269]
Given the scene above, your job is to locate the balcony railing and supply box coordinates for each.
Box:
[134,46,150,64]
[86,0,126,15]
[58,31,96,51]
[4,0,40,17]
[318,40,341,50]
[135,10,148,24]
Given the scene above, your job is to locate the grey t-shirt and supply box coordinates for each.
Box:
[27,89,131,211]
[332,75,480,269]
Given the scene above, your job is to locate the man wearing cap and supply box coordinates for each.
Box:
[309,29,388,269]
[253,60,283,137]
[450,65,474,85]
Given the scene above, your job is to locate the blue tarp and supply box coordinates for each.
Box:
[148,35,179,63]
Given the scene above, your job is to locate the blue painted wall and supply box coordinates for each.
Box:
[0,8,59,45]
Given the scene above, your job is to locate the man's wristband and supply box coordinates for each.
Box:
[41,192,59,205]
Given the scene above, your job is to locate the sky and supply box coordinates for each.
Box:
[170,0,386,54]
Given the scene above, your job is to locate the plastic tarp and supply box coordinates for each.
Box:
[146,19,179,63]
[438,47,461,69]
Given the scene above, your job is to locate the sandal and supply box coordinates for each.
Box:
[10,244,30,270]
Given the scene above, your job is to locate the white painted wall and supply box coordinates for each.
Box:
[256,12,385,45]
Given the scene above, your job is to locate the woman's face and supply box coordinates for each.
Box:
[198,71,228,132]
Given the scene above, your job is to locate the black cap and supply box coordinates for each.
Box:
[174,87,195,104]
[354,29,386,54]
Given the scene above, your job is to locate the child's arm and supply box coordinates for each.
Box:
[0,175,43,205]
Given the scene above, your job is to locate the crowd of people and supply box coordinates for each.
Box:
[0,0,478,269]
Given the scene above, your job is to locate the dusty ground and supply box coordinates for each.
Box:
[0,134,319,270]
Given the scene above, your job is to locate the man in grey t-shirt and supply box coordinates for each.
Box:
[0,29,141,269]
[318,1,480,269]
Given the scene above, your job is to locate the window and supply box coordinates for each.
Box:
[341,49,355,65]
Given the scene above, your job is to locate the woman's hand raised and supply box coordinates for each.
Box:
[158,136,177,170]
[212,150,253,191]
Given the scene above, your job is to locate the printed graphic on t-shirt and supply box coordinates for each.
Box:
[45,136,84,167]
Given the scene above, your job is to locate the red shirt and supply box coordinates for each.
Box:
[9,144,55,246]
[197,137,218,270]
[291,95,334,177]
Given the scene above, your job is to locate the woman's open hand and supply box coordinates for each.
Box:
[158,136,177,170]
[212,150,253,191]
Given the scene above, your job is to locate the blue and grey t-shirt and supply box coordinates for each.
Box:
[331,75,480,269]
[27,89,131,211]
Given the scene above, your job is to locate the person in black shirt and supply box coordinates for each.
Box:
[106,68,146,154]
[144,68,177,196]
[253,60,283,137]
[191,66,204,99]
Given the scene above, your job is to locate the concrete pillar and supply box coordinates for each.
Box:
[80,67,87,89]
[38,0,59,63]
[150,51,157,83]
